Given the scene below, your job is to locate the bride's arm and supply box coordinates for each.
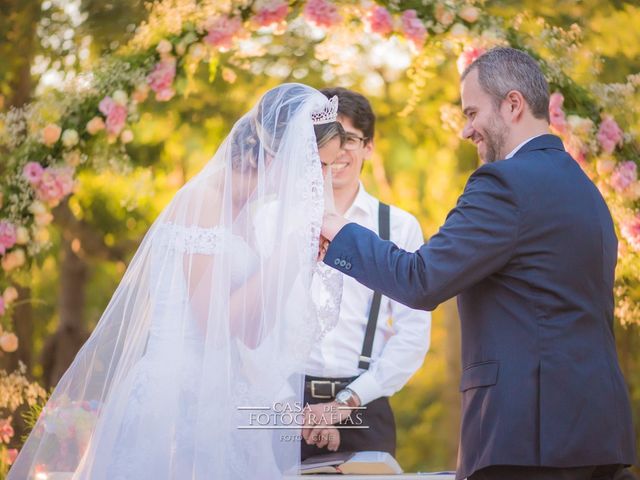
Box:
[184,232,304,348]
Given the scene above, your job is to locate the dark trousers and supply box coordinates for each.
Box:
[469,464,626,480]
[300,385,396,460]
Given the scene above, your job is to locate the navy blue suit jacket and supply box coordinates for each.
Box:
[324,135,637,479]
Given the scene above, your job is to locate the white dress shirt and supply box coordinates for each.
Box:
[306,183,431,406]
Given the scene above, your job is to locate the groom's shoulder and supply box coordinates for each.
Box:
[463,161,528,209]
[470,154,544,188]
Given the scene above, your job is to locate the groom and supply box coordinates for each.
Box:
[321,47,637,479]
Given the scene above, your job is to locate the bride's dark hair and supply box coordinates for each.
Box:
[229,118,344,172]
[314,121,345,149]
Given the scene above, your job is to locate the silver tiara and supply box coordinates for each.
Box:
[311,95,339,125]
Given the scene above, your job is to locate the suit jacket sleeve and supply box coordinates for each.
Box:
[323,164,520,311]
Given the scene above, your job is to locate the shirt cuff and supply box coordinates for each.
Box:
[346,373,383,407]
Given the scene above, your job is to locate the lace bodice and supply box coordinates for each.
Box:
[146,223,259,346]
[150,222,258,287]
[152,223,227,255]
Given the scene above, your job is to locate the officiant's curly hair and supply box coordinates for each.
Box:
[320,87,375,145]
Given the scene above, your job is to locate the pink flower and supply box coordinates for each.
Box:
[401,10,427,49]
[204,16,243,50]
[549,92,567,134]
[367,6,393,36]
[597,115,624,154]
[0,333,17,352]
[596,158,616,176]
[0,417,14,444]
[435,4,455,27]
[146,58,177,102]
[120,129,134,144]
[53,167,75,196]
[98,96,128,136]
[34,167,75,206]
[1,249,25,272]
[610,161,637,193]
[0,221,17,254]
[0,297,4,316]
[41,124,62,147]
[621,214,640,252]
[3,286,18,304]
[304,0,341,28]
[132,83,149,103]
[86,116,105,135]
[22,162,44,185]
[156,39,173,56]
[458,5,480,23]
[457,46,485,75]
[35,171,63,205]
[253,0,289,27]
[6,448,17,465]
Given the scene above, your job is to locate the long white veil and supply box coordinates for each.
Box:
[10,83,342,479]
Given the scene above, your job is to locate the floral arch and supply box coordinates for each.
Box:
[0,0,639,469]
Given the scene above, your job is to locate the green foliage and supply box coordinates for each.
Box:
[20,394,48,444]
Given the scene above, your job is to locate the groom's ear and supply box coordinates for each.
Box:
[505,90,526,122]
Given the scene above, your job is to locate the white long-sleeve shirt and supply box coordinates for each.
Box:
[306,183,431,406]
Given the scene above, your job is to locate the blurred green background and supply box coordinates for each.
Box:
[1,0,639,472]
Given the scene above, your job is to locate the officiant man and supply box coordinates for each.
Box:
[301,88,431,459]
[320,48,637,479]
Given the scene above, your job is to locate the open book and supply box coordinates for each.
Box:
[300,451,403,475]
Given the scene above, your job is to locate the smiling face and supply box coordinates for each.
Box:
[323,115,372,192]
[461,68,510,164]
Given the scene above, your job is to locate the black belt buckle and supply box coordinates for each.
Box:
[310,380,336,399]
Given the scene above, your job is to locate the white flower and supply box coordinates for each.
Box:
[61,129,79,148]
[189,42,207,61]
[567,115,594,136]
[15,226,29,245]
[113,90,128,105]
[450,23,468,37]
[29,201,47,215]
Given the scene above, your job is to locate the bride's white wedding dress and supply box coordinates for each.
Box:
[87,224,259,479]
[102,224,258,480]
[9,83,341,480]
[80,216,341,479]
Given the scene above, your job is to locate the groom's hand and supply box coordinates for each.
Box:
[317,236,330,262]
[321,213,349,242]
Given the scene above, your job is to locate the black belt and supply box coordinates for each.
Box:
[304,375,359,400]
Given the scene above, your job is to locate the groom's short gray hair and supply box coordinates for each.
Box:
[461,47,550,122]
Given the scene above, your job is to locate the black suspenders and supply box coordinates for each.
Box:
[358,202,390,370]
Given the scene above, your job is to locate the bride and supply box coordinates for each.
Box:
[10,84,345,479]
